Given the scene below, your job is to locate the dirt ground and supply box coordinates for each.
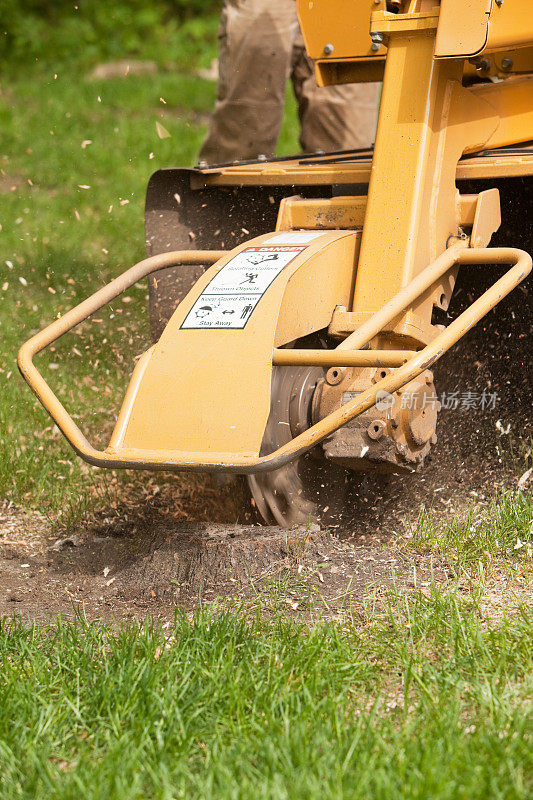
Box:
[0,497,452,623]
[0,415,525,625]
[1,250,531,623]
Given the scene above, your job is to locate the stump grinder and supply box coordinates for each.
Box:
[19,0,533,526]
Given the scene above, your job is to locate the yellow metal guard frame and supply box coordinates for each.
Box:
[17,247,531,474]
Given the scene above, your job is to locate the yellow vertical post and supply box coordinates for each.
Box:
[351,26,463,344]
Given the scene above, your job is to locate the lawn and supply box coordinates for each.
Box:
[0,54,301,524]
[0,589,531,800]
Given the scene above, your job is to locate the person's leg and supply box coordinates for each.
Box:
[199,0,299,164]
[291,29,380,153]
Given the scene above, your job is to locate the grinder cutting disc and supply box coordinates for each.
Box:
[247,363,348,527]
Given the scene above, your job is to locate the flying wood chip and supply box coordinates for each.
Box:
[155,122,171,139]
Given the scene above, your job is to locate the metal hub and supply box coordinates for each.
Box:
[319,366,440,472]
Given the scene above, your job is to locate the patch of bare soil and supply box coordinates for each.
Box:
[88,61,157,81]
[0,173,28,194]
[0,498,450,623]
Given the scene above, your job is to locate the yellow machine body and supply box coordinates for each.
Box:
[298,0,533,84]
[110,231,359,460]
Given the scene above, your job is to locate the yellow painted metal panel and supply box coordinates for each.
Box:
[435,0,491,58]
[486,0,533,51]
[469,76,533,151]
[274,233,360,346]
[117,232,358,458]
[276,196,367,231]
[436,0,533,56]
[194,152,533,188]
[492,47,533,74]
[297,0,387,60]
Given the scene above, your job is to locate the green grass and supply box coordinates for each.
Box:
[0,62,300,523]
[1,6,222,71]
[0,588,531,799]
[407,490,533,575]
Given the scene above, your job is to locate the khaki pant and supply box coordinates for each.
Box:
[199,0,380,164]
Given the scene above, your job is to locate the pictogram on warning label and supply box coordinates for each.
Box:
[180,245,306,329]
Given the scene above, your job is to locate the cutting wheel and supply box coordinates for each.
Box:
[247,363,348,527]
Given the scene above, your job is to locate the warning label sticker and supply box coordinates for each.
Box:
[180,245,306,330]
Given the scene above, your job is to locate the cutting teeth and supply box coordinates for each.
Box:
[246,363,347,527]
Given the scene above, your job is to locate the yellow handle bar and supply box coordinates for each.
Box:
[17,247,531,474]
